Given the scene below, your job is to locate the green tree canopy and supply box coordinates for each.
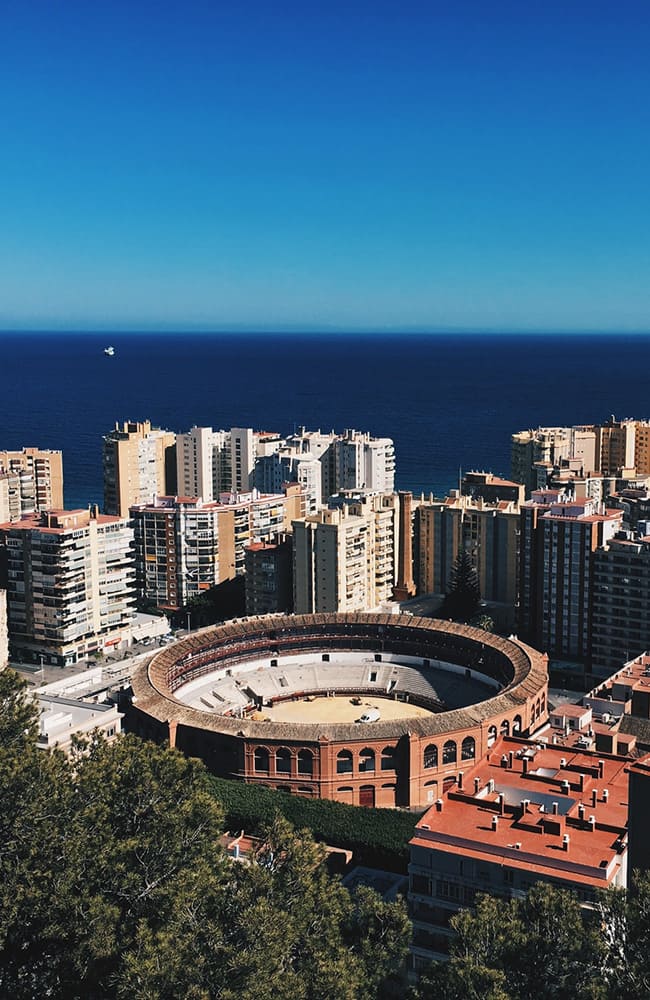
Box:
[0,669,410,999]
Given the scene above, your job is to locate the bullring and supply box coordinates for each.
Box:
[129,613,548,809]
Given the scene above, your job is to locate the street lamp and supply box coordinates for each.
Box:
[39,654,45,685]
[186,611,191,634]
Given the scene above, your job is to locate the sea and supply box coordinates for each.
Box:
[1,331,649,510]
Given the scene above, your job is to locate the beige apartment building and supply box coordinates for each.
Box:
[292,493,398,614]
[0,508,136,666]
[513,419,650,498]
[103,420,177,517]
[416,493,520,627]
[131,486,304,610]
[0,447,64,520]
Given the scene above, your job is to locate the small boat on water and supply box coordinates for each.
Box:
[104,346,115,356]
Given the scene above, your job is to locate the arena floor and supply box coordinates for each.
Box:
[261,694,436,725]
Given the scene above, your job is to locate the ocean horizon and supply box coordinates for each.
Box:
[2,330,649,510]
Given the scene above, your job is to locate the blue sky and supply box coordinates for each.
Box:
[1,0,649,332]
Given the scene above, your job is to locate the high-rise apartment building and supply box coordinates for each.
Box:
[244,534,293,616]
[519,492,622,662]
[175,425,232,502]
[103,420,176,517]
[591,530,650,677]
[0,588,8,670]
[231,427,255,492]
[0,508,136,666]
[416,493,520,624]
[0,447,64,518]
[513,419,650,499]
[132,487,304,610]
[292,493,398,614]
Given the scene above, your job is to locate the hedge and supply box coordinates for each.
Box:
[208,776,422,872]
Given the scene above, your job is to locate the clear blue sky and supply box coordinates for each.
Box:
[1,0,649,332]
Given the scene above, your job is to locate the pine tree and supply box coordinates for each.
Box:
[441,549,480,623]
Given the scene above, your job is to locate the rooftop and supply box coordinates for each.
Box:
[411,736,631,888]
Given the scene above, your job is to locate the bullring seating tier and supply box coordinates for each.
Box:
[132,613,548,742]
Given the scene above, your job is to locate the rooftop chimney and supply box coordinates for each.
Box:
[474,777,481,795]
[458,771,464,790]
[578,804,586,822]
[435,798,443,812]
[598,760,605,779]
[509,750,514,768]
[588,815,596,831]
[592,789,598,808]
[522,757,529,775]
[563,834,570,852]
[498,792,505,815]
[552,801,559,815]
[492,815,499,831]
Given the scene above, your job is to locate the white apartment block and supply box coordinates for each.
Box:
[131,487,304,610]
[176,426,232,502]
[0,508,136,666]
[292,493,398,614]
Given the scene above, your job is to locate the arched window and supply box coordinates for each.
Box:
[297,786,315,796]
[359,748,375,773]
[381,746,396,771]
[541,692,546,713]
[337,750,353,774]
[297,749,313,775]
[461,736,475,761]
[276,747,291,774]
[512,715,522,734]
[254,747,269,773]
[424,744,438,769]
[487,725,497,746]
[501,720,510,737]
[443,740,457,765]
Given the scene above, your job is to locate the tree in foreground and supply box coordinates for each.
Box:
[0,669,410,999]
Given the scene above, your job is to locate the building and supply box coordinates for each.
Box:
[461,471,524,506]
[0,588,7,670]
[244,534,293,615]
[518,492,622,663]
[131,487,304,611]
[0,508,136,666]
[231,427,256,492]
[128,613,548,809]
[36,694,123,754]
[591,530,650,676]
[512,420,650,499]
[292,493,398,614]
[416,493,520,629]
[103,420,177,517]
[175,425,232,502]
[0,447,64,519]
[408,737,630,970]
[393,491,416,602]
[254,451,323,514]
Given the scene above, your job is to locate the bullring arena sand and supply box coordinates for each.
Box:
[261,694,436,725]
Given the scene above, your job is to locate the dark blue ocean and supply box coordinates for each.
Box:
[1,332,649,510]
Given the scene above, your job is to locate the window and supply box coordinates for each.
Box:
[381,746,396,771]
[276,748,291,774]
[254,747,270,773]
[442,740,457,765]
[359,748,375,772]
[337,750,353,774]
[424,744,438,769]
[297,749,313,775]
[461,736,475,761]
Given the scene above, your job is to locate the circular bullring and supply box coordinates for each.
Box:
[129,613,548,809]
